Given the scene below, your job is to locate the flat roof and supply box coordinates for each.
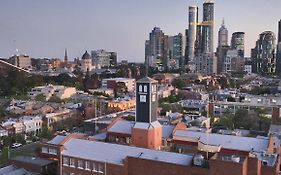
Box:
[62,139,193,166]
[173,130,269,152]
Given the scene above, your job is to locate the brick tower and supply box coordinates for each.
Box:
[131,77,162,150]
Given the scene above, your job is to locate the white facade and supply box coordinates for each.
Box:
[29,85,76,100]
[19,116,42,134]
[81,58,93,72]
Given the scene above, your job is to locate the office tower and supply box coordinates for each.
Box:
[231,32,245,58]
[276,20,281,73]
[252,31,277,75]
[217,19,229,74]
[188,6,199,72]
[223,49,244,73]
[195,0,216,75]
[145,27,168,71]
[202,1,214,54]
[168,33,184,70]
[184,29,189,69]
[218,19,228,47]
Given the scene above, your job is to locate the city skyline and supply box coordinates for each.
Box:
[0,0,280,62]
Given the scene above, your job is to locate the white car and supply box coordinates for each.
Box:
[11,143,22,148]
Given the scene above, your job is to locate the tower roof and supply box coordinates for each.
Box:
[82,51,91,60]
[137,76,157,84]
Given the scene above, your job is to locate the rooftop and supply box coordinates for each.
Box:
[10,156,54,166]
[62,139,193,166]
[173,130,269,152]
[47,135,66,145]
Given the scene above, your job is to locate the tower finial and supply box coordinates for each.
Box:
[222,18,225,27]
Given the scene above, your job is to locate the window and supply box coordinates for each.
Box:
[49,148,57,155]
[78,160,84,169]
[70,158,75,167]
[143,85,147,92]
[93,162,104,173]
[85,161,90,171]
[63,157,69,166]
[98,163,104,173]
[140,95,146,102]
[152,94,156,102]
[42,147,48,154]
[93,162,98,172]
[139,85,142,92]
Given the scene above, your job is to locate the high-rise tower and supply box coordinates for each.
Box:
[231,32,245,58]
[188,6,199,72]
[276,20,281,73]
[218,19,228,47]
[252,31,276,75]
[217,19,229,74]
[145,27,168,71]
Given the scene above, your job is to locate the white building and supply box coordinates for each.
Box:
[29,84,76,101]
[81,51,93,72]
[19,116,42,134]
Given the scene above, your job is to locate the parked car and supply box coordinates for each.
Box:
[11,143,22,148]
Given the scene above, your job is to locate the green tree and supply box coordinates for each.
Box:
[35,93,46,102]
[39,126,52,139]
[48,96,62,103]
[172,79,186,89]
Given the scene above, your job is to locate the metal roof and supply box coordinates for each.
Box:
[62,139,193,166]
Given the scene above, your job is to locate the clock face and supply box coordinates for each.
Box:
[140,95,146,102]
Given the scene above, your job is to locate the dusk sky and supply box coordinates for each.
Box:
[0,0,280,62]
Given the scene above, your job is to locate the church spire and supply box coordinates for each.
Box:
[64,48,68,63]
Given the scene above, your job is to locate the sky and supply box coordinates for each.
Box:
[0,0,280,62]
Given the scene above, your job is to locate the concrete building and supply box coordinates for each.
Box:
[276,20,281,73]
[231,32,245,58]
[29,84,76,101]
[217,19,229,74]
[9,54,32,69]
[168,33,184,70]
[91,49,117,68]
[223,49,245,73]
[252,31,277,75]
[145,27,169,71]
[187,6,199,72]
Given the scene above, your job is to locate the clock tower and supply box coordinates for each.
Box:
[136,77,158,123]
[131,76,162,150]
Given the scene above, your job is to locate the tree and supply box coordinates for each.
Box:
[172,79,186,89]
[35,93,46,102]
[48,96,62,103]
[39,126,52,139]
